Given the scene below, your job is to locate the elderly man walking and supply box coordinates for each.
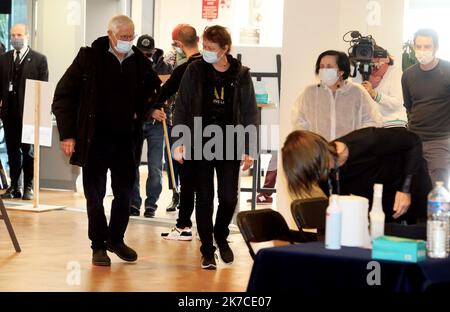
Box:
[52,15,160,266]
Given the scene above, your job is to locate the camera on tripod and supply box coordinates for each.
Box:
[344,30,388,81]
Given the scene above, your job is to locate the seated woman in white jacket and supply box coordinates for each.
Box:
[292,50,383,141]
[355,46,408,128]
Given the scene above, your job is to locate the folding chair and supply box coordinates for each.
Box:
[290,197,328,241]
[237,208,315,259]
[0,198,21,252]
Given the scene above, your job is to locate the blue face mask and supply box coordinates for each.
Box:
[203,50,219,64]
[116,39,133,54]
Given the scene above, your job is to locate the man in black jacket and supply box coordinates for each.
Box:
[52,15,160,266]
[157,24,202,239]
[0,24,48,200]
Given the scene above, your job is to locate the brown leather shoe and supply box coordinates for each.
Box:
[107,242,138,262]
[92,249,111,266]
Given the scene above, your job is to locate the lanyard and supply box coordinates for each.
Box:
[14,47,29,65]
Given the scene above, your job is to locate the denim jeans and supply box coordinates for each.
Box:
[131,121,164,211]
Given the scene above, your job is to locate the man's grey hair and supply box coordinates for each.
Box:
[108,15,134,34]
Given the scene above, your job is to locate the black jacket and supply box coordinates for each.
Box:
[322,127,432,222]
[52,36,161,166]
[0,48,48,118]
[173,55,258,157]
[155,52,202,108]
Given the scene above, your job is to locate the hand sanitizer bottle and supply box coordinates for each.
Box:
[325,195,341,249]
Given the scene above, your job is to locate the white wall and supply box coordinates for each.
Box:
[278,0,405,228]
[154,0,236,53]
[85,0,128,46]
[34,0,86,84]
[131,0,155,37]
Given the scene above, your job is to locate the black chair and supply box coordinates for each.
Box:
[237,208,315,259]
[290,197,328,240]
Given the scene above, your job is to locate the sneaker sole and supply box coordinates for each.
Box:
[163,235,193,241]
[219,254,234,265]
[107,247,138,262]
[201,263,217,270]
[219,258,234,265]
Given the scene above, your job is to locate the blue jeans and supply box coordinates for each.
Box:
[131,121,164,211]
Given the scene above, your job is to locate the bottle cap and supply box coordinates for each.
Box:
[436,181,444,187]
[329,194,339,206]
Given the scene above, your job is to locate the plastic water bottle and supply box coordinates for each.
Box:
[325,195,341,250]
[427,181,450,258]
[370,184,385,240]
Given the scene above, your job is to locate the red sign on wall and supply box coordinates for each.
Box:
[202,0,219,20]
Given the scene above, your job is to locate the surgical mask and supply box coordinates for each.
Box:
[115,39,133,54]
[11,38,26,50]
[319,68,339,86]
[175,47,184,57]
[415,50,434,65]
[203,50,219,64]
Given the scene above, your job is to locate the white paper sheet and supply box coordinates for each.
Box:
[22,79,54,147]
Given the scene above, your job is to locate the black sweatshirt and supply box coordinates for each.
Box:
[154,52,202,108]
[402,59,450,141]
[321,127,431,222]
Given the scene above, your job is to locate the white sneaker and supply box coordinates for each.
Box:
[161,227,193,241]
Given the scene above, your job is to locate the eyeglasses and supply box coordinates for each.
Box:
[115,34,136,41]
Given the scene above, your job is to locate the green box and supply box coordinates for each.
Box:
[255,93,269,104]
[372,235,427,263]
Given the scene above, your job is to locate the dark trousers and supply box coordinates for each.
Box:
[176,160,195,228]
[2,116,34,188]
[195,159,241,256]
[82,138,136,249]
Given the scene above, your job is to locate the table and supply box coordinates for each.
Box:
[247,241,450,293]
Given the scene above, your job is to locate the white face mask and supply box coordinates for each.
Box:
[415,50,434,65]
[319,68,340,87]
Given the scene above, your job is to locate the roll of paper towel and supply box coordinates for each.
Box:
[339,195,370,247]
